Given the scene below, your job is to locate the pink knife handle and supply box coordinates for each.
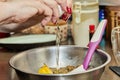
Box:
[83,19,107,70]
[83,41,99,70]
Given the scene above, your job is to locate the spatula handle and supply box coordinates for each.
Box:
[83,19,107,70]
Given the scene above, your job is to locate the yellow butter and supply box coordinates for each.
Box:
[38,64,53,74]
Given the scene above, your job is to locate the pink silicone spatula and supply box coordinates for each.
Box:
[68,19,107,74]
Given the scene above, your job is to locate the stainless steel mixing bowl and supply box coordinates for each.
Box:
[9,45,111,80]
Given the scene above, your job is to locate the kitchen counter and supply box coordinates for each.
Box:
[0,36,119,80]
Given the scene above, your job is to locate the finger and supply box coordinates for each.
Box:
[55,0,72,12]
[55,0,67,11]
[13,7,38,23]
[7,1,39,23]
[0,23,20,32]
[25,1,53,26]
[66,0,72,8]
[37,3,53,26]
[117,12,120,17]
[42,0,59,23]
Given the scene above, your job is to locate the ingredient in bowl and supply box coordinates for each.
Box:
[50,65,77,74]
[38,64,79,74]
[38,64,95,74]
[38,64,53,74]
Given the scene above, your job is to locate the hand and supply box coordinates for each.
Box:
[41,0,72,23]
[0,0,53,32]
[55,0,72,12]
[0,0,72,32]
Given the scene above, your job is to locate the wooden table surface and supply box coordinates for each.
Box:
[0,39,119,80]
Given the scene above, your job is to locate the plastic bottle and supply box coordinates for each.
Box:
[99,6,106,50]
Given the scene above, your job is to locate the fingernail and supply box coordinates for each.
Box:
[66,7,72,14]
[53,19,57,24]
[53,20,57,24]
[40,23,45,27]
[60,12,68,21]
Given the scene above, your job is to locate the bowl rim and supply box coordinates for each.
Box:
[9,45,111,76]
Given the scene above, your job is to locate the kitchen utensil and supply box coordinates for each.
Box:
[109,66,120,77]
[68,19,107,74]
[9,45,111,80]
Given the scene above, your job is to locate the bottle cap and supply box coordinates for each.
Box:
[89,24,95,31]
